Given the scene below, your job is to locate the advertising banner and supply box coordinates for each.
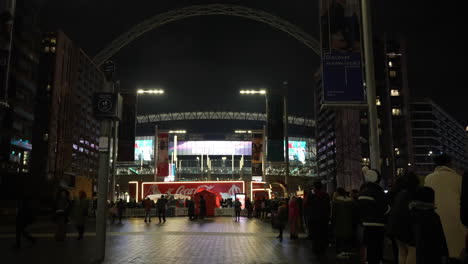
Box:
[251,133,263,176]
[0,0,15,105]
[320,0,365,104]
[266,93,285,162]
[142,181,245,199]
[156,132,169,177]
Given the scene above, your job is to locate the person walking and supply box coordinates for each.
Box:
[245,197,253,219]
[54,189,70,242]
[303,187,313,239]
[199,195,206,219]
[425,154,467,260]
[308,181,331,258]
[410,187,449,264]
[187,198,195,220]
[234,198,242,222]
[276,201,288,242]
[72,191,89,240]
[288,196,300,240]
[14,199,35,248]
[331,187,356,258]
[254,198,261,218]
[116,199,125,224]
[156,195,167,223]
[143,198,154,223]
[358,167,390,264]
[387,172,420,264]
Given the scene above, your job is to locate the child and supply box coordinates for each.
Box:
[410,186,449,264]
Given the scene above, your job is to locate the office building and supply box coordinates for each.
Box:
[32,30,104,198]
[411,99,468,175]
[0,0,41,197]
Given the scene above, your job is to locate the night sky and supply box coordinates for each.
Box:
[38,0,466,125]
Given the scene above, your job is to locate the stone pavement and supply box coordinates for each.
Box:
[0,217,330,264]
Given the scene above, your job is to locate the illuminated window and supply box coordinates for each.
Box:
[51,46,56,53]
[388,61,393,67]
[50,38,56,44]
[389,70,397,77]
[376,98,381,106]
[394,147,400,155]
[392,108,402,116]
[44,46,49,53]
[390,89,400,96]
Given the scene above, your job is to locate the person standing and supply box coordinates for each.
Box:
[410,187,449,264]
[187,198,195,220]
[245,197,253,219]
[199,195,206,219]
[234,198,242,222]
[143,198,154,223]
[260,197,267,219]
[54,189,70,242]
[288,196,300,240]
[116,199,125,224]
[425,154,467,260]
[358,167,390,264]
[303,187,313,239]
[331,187,355,258]
[156,195,167,223]
[72,191,89,240]
[15,199,35,248]
[308,181,331,257]
[254,198,261,218]
[387,172,420,264]
[276,201,288,242]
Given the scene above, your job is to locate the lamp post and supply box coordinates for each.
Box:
[119,88,164,189]
[168,130,185,181]
[240,85,289,197]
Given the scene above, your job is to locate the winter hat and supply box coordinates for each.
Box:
[414,187,435,204]
[362,166,380,183]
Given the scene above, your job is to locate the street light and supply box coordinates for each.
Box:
[137,89,165,94]
[240,89,267,95]
[240,83,289,197]
[234,130,252,134]
[168,130,186,134]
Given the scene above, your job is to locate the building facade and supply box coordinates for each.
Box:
[0,0,41,198]
[32,30,104,198]
[411,100,468,175]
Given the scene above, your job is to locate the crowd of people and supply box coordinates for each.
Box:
[264,154,468,264]
[13,153,467,264]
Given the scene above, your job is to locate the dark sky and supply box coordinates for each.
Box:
[38,0,466,125]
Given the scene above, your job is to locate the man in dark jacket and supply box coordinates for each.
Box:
[15,199,36,248]
[410,186,449,264]
[308,180,331,258]
[156,195,167,223]
[387,172,420,264]
[358,167,390,264]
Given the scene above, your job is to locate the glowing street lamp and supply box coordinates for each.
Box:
[137,89,165,94]
[239,89,266,95]
[234,130,252,134]
[168,130,186,134]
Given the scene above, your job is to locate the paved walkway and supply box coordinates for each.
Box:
[1,217,328,264]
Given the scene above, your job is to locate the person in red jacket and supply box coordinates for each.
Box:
[143,198,154,223]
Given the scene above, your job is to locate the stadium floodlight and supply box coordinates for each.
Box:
[239,89,266,95]
[169,130,186,134]
[137,89,165,94]
[234,130,252,134]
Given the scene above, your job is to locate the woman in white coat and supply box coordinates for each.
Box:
[424,154,467,260]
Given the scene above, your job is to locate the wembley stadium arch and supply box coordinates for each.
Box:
[93,3,320,66]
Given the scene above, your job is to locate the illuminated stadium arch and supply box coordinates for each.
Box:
[93,3,320,66]
[137,111,315,127]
